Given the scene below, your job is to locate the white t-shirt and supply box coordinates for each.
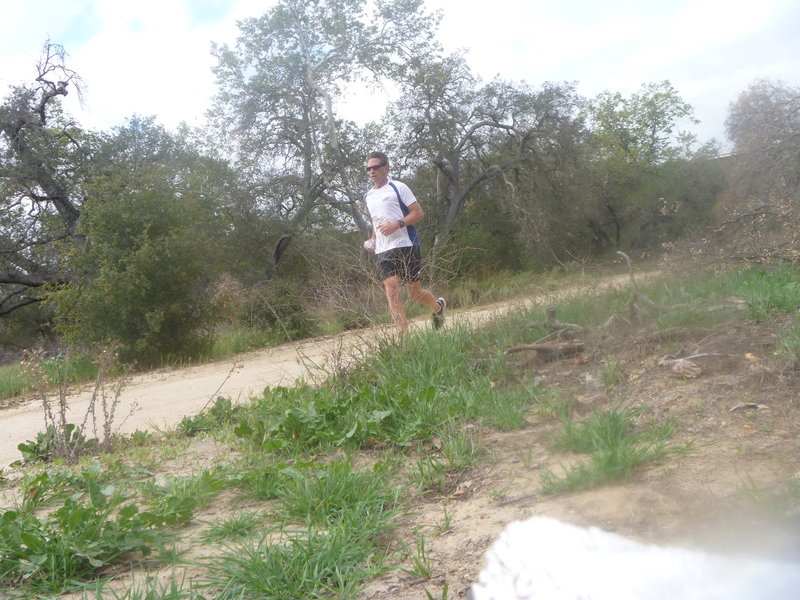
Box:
[365,179,420,254]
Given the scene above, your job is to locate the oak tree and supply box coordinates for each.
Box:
[389,53,585,250]
[719,79,800,260]
[209,0,441,249]
[0,43,88,321]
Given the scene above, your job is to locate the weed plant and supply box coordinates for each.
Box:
[205,526,387,600]
[533,386,575,422]
[438,423,486,470]
[14,348,132,464]
[540,405,675,493]
[224,456,303,501]
[0,479,163,593]
[178,397,241,437]
[15,461,126,513]
[85,572,206,599]
[217,323,536,457]
[0,459,202,594]
[137,470,226,526]
[413,454,448,494]
[424,583,451,600]
[273,460,400,532]
[405,532,433,579]
[200,512,261,544]
[600,357,623,387]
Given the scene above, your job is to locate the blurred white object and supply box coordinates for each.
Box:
[363,239,376,251]
[470,517,800,600]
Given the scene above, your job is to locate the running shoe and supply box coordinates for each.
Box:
[432,298,446,330]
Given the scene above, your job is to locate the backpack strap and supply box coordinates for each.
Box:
[388,181,419,245]
[388,182,410,217]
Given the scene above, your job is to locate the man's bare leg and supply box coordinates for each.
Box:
[383,275,408,336]
[407,281,440,312]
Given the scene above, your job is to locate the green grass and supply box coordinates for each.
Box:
[412,453,448,494]
[0,362,27,398]
[539,405,677,494]
[774,316,800,366]
[735,264,800,319]
[202,323,531,457]
[200,512,262,544]
[206,325,284,358]
[273,460,401,531]
[205,526,387,600]
[84,572,205,599]
[0,352,98,399]
[405,532,433,579]
[438,423,487,470]
[7,263,800,596]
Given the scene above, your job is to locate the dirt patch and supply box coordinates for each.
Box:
[360,318,800,599]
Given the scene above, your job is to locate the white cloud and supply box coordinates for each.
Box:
[2,0,799,147]
[2,0,274,131]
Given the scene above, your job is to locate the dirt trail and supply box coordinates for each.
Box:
[0,273,641,470]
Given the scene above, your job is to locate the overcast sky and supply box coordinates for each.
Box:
[3,0,799,150]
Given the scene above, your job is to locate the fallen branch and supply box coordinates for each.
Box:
[729,402,769,413]
[505,342,585,361]
[617,250,640,292]
[657,353,732,366]
[527,306,585,339]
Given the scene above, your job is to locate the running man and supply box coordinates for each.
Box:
[362,151,446,336]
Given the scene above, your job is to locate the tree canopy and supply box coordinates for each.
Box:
[209,0,441,243]
[717,80,800,261]
[0,43,88,319]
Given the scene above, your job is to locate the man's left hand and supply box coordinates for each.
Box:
[378,221,402,236]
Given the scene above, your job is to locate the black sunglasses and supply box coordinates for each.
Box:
[365,162,386,172]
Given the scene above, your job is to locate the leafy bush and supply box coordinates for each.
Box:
[0,480,161,593]
[49,167,225,367]
[239,281,319,341]
[15,423,97,465]
[178,396,241,437]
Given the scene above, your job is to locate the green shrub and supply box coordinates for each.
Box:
[540,406,674,493]
[0,481,161,593]
[49,168,225,367]
[738,265,800,319]
[239,282,318,341]
[15,424,97,465]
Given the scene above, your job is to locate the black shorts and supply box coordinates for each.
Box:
[377,245,422,283]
